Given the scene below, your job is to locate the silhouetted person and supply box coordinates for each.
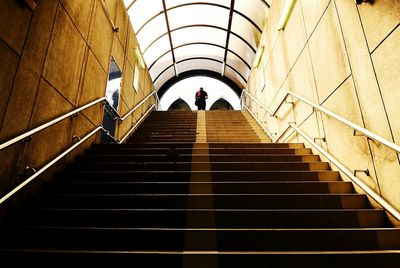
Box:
[195,87,208,110]
[111,90,119,110]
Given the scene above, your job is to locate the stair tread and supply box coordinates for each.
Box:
[18,208,383,212]
[1,110,397,260]
[3,226,397,231]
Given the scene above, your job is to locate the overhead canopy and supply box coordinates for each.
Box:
[124,0,270,93]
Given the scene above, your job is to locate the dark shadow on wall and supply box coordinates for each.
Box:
[210,98,234,110]
[168,98,192,111]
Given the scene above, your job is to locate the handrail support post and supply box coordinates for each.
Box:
[353,129,366,137]
[22,136,32,143]
[354,169,370,177]
[72,135,81,142]
[70,112,80,119]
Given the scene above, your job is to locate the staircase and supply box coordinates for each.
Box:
[0,110,399,266]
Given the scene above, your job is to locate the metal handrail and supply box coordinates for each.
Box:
[0,97,107,151]
[243,89,400,220]
[244,105,275,141]
[271,92,290,117]
[0,126,103,205]
[104,101,122,119]
[289,122,400,221]
[288,91,400,153]
[242,89,275,116]
[98,0,118,32]
[275,123,295,143]
[120,91,157,121]
[244,89,400,154]
[0,89,157,205]
[120,104,155,143]
[155,92,161,110]
[0,90,158,151]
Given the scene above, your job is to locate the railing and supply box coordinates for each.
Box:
[0,126,103,205]
[0,90,158,205]
[241,89,275,116]
[120,104,155,143]
[0,97,107,151]
[243,106,275,141]
[99,0,118,32]
[120,91,158,121]
[242,89,400,221]
[242,89,400,153]
[275,91,400,153]
[290,123,400,221]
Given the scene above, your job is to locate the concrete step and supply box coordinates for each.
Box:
[30,194,368,209]
[0,249,398,267]
[76,154,320,163]
[85,148,313,155]
[44,181,354,195]
[91,143,305,149]
[7,208,386,228]
[68,161,330,172]
[1,227,398,251]
[59,170,340,182]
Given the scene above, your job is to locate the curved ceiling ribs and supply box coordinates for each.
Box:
[125,0,271,11]
[149,42,251,72]
[143,24,256,55]
[222,0,236,77]
[125,0,269,91]
[136,2,263,35]
[153,57,247,84]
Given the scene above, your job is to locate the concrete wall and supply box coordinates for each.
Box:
[0,0,155,205]
[245,0,400,215]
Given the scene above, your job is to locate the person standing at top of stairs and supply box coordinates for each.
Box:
[195,87,208,110]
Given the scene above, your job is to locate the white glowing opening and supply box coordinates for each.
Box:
[158,76,241,111]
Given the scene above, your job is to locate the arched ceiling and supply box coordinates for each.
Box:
[124,0,270,92]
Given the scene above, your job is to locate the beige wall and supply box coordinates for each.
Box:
[0,0,155,204]
[245,0,400,213]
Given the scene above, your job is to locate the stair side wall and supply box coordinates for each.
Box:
[0,0,155,210]
[244,0,400,218]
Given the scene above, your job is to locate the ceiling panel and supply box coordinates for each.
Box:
[165,0,230,9]
[177,59,222,75]
[167,4,230,29]
[154,65,175,90]
[149,52,173,79]
[143,35,171,68]
[174,44,225,61]
[228,34,254,67]
[226,51,249,80]
[136,14,168,51]
[171,26,227,48]
[234,0,267,31]
[124,0,269,93]
[128,0,163,32]
[231,13,262,50]
[225,65,246,89]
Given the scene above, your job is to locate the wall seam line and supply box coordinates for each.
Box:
[319,74,352,106]
[0,7,35,131]
[0,41,21,132]
[370,23,400,55]
[281,111,315,143]
[354,5,400,165]
[27,2,60,129]
[0,36,22,58]
[18,1,60,183]
[269,0,332,111]
[60,0,110,76]
[333,0,382,195]
[298,0,328,150]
